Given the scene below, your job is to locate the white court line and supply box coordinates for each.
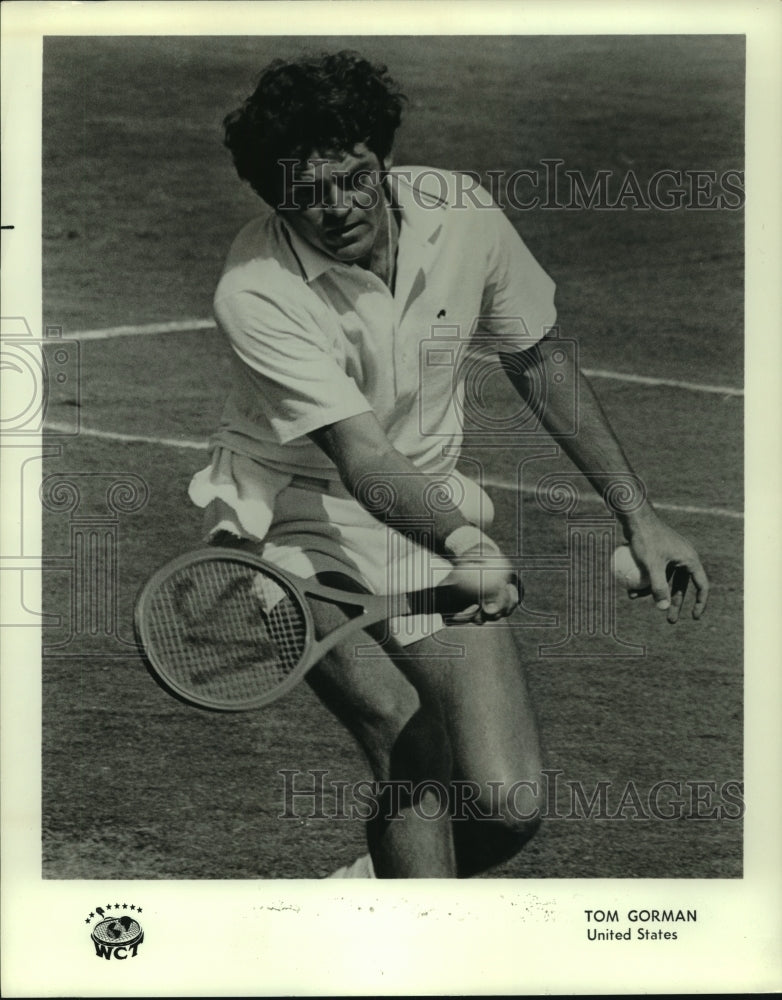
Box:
[66,318,744,398]
[481,477,743,521]
[44,421,743,521]
[582,368,742,397]
[72,318,217,341]
[45,421,207,451]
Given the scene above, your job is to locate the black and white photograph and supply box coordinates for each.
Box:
[2,1,780,995]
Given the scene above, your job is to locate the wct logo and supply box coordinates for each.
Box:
[86,904,144,960]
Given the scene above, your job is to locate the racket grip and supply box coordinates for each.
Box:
[407,573,524,618]
[407,583,462,615]
[405,584,465,617]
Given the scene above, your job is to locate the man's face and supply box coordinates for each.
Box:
[279,144,388,266]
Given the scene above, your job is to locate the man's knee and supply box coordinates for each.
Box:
[500,773,544,841]
[353,680,420,744]
[451,773,543,876]
[454,773,545,842]
[305,613,423,760]
[388,707,452,784]
[336,676,451,784]
[501,808,542,845]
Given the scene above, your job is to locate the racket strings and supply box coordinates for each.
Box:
[144,560,308,707]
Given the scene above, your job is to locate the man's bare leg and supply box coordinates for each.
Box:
[391,623,544,876]
[305,589,456,877]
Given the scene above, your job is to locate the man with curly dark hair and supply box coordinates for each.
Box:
[189,50,709,878]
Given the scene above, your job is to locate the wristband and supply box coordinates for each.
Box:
[442,524,500,558]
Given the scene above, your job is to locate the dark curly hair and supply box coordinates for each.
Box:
[223,50,407,207]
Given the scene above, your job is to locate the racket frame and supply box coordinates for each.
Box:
[134,547,455,711]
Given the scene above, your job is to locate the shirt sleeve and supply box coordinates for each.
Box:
[214,281,373,444]
[479,201,558,354]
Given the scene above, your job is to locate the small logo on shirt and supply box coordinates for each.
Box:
[437,309,447,318]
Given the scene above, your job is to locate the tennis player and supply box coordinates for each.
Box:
[189,51,709,878]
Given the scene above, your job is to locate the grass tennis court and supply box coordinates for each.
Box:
[41,34,743,879]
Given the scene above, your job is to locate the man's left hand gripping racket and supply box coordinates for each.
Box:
[134,547,471,711]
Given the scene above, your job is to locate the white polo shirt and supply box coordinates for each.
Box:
[207,166,556,479]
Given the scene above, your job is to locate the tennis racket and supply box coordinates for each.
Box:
[134,547,472,712]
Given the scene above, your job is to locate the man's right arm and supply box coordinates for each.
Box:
[308,412,520,620]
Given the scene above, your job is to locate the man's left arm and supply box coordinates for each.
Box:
[499,334,710,623]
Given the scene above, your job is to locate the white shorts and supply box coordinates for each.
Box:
[188,447,495,646]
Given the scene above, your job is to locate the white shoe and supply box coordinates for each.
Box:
[326,853,376,878]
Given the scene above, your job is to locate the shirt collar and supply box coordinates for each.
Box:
[277,166,446,284]
[277,217,336,284]
[387,167,447,248]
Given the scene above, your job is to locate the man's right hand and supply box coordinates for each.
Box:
[308,415,521,622]
[442,527,521,623]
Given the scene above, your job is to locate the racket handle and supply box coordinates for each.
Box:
[406,584,462,617]
[407,573,523,617]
